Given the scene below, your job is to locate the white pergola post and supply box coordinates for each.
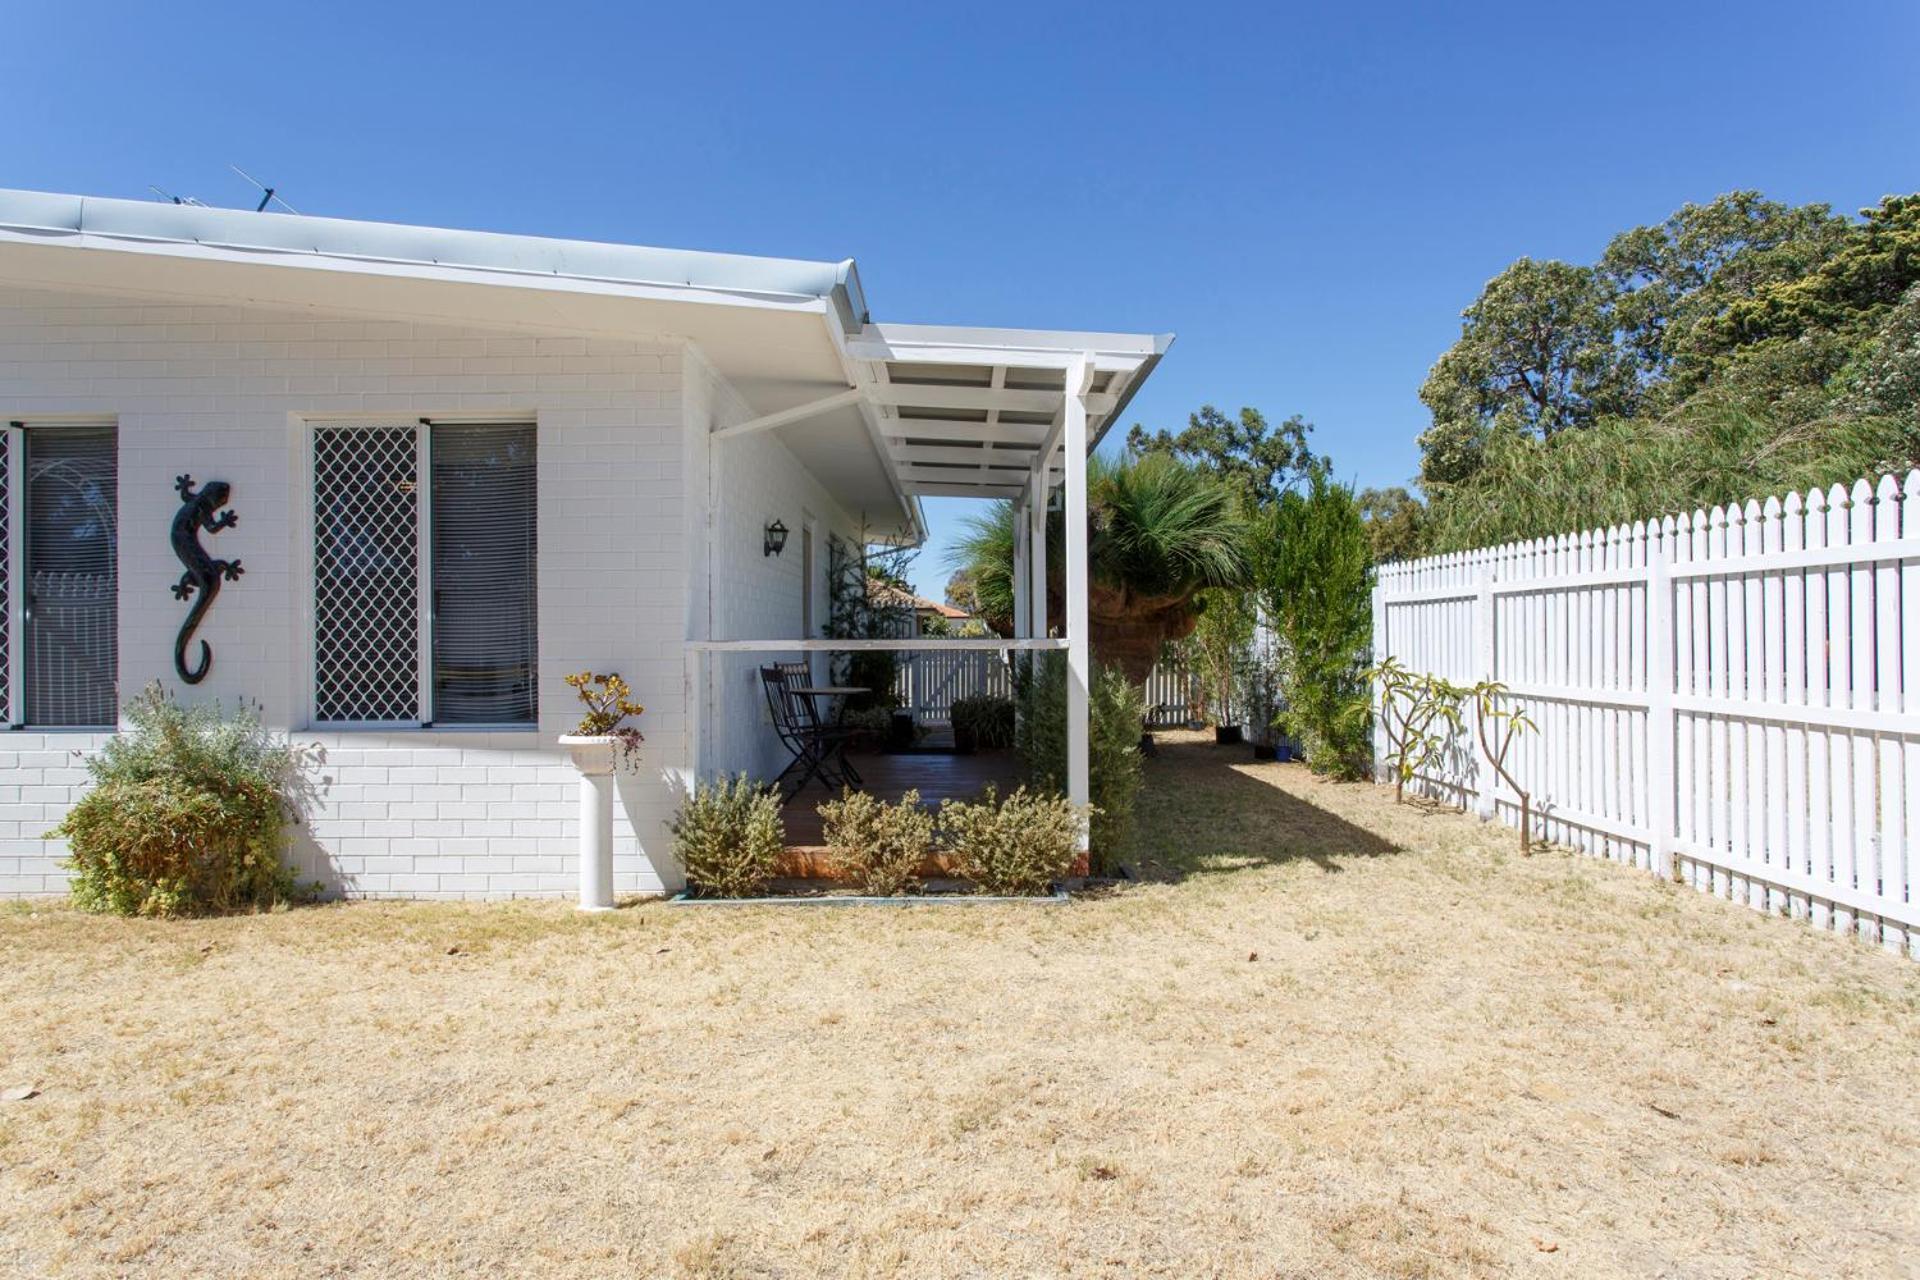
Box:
[1062,356,1093,859]
[1012,496,1031,638]
[1028,459,1049,637]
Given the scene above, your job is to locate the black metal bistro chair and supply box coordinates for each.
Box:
[772,660,864,786]
[761,665,860,799]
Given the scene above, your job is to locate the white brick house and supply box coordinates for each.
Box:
[0,190,1168,898]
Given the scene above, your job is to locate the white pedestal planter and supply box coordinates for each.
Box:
[559,735,620,911]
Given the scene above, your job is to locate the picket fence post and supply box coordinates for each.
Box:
[1371,569,1388,782]
[1646,535,1678,879]
[1473,568,1496,819]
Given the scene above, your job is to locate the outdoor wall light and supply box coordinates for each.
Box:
[763,519,789,557]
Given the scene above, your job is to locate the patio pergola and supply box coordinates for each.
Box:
[690,322,1172,851]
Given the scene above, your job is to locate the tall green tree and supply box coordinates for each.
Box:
[1599,190,1849,398]
[1417,190,1920,515]
[1417,258,1635,488]
[1711,194,1920,351]
[1126,405,1317,509]
[1356,486,1428,563]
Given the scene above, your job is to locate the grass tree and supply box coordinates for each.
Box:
[950,452,1249,685]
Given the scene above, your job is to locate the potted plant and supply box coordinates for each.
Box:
[557,671,646,770]
[1243,645,1282,760]
[950,693,1014,756]
[886,709,916,752]
[1190,588,1254,748]
[951,705,980,755]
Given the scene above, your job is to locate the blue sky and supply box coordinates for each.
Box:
[5,1,1915,599]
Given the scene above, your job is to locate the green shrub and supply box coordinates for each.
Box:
[53,684,313,918]
[817,787,934,896]
[939,786,1081,895]
[949,693,1015,750]
[1254,474,1374,778]
[672,774,784,898]
[1016,655,1143,869]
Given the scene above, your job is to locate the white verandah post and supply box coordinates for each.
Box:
[1028,463,1049,638]
[1063,355,1093,862]
[1012,495,1031,639]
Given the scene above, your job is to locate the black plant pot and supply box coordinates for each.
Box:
[886,710,915,753]
[952,724,978,755]
[1214,725,1243,746]
[1252,742,1276,761]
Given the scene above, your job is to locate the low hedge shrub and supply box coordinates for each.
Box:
[817,787,935,896]
[939,786,1082,896]
[672,774,784,898]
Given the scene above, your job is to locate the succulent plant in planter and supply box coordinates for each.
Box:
[949,693,1015,755]
[560,671,645,763]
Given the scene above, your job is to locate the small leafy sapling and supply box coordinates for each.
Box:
[1470,680,1537,854]
[1365,657,1466,804]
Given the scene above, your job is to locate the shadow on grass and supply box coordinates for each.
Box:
[1126,735,1402,883]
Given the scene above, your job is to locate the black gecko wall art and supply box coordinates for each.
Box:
[170,475,242,684]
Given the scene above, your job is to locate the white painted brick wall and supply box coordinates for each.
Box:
[0,283,719,898]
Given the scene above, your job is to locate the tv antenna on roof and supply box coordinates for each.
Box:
[229,164,300,215]
[148,185,206,207]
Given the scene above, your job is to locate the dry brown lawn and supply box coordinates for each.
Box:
[2,730,1917,1278]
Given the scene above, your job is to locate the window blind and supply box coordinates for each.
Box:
[25,426,117,726]
[431,423,537,725]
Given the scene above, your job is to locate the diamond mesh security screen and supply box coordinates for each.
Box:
[313,425,420,723]
[431,424,537,725]
[25,427,117,726]
[0,436,9,724]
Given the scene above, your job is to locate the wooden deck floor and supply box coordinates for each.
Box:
[780,749,1024,851]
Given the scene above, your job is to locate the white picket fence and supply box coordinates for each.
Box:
[890,649,1201,727]
[1142,655,1204,728]
[893,650,1013,724]
[1372,471,1920,959]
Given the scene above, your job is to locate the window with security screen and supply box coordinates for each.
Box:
[311,421,536,727]
[0,423,119,728]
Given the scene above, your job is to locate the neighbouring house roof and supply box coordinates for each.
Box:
[0,189,1171,540]
[867,583,971,620]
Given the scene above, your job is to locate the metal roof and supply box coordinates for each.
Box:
[0,188,869,333]
[0,188,1172,523]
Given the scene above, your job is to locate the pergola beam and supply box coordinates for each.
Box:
[845,338,1153,375]
[867,383,1116,416]
[907,481,1026,499]
[885,420,1053,446]
[892,444,1045,468]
